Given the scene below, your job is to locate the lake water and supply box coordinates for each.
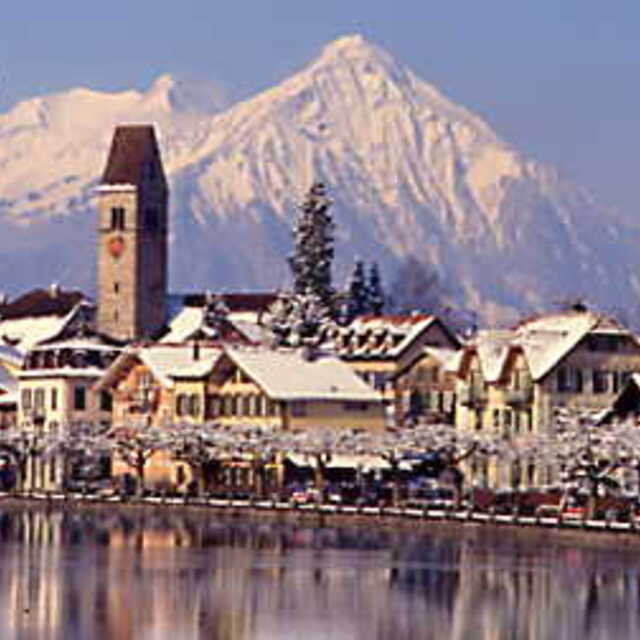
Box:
[0,505,638,639]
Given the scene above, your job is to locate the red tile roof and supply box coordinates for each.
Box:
[0,288,86,319]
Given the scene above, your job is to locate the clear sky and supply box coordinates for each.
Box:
[0,0,638,218]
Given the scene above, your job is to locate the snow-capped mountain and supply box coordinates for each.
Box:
[0,35,638,324]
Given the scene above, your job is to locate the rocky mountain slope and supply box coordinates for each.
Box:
[0,35,637,324]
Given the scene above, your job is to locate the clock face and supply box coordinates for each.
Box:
[107,236,125,258]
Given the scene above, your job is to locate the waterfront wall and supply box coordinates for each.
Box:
[3,494,640,549]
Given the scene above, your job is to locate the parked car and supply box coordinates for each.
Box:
[407,487,455,510]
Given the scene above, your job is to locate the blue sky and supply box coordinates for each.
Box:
[0,0,638,216]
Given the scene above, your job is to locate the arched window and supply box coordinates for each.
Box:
[110,207,125,230]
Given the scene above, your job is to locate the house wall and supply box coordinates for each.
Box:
[111,363,173,427]
[172,379,208,424]
[208,372,385,431]
[533,335,640,433]
[456,333,640,489]
[18,375,110,431]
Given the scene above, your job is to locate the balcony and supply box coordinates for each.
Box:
[505,387,533,406]
[458,386,487,408]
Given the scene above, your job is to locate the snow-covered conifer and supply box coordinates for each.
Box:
[367,262,385,316]
[287,182,336,313]
[345,259,368,321]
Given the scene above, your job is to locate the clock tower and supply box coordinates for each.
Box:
[96,125,168,341]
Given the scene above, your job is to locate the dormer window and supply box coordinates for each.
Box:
[110,207,125,230]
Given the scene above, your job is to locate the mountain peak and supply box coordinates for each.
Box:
[143,73,228,115]
[313,33,393,68]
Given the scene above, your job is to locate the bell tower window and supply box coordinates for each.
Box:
[111,207,125,230]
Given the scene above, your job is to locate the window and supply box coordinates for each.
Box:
[114,282,120,294]
[206,396,220,418]
[74,387,86,411]
[587,335,620,352]
[34,388,45,410]
[100,391,112,412]
[21,389,32,411]
[592,370,609,394]
[176,394,188,417]
[492,409,501,429]
[189,394,201,417]
[110,207,125,230]
[51,388,58,411]
[373,373,388,392]
[574,369,583,393]
[556,367,571,393]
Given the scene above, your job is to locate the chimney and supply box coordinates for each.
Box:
[49,283,60,298]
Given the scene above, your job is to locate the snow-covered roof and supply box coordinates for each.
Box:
[34,338,121,352]
[0,302,90,355]
[224,347,382,402]
[467,310,630,382]
[0,315,69,354]
[98,344,222,389]
[333,314,440,359]
[161,306,262,345]
[161,306,203,343]
[18,368,106,380]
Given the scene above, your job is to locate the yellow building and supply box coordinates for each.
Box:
[331,314,461,425]
[455,308,640,487]
[203,347,385,431]
[96,343,221,427]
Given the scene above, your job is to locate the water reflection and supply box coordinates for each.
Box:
[0,506,638,639]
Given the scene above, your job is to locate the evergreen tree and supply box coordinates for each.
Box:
[346,259,368,321]
[367,262,385,316]
[265,288,334,349]
[287,182,336,312]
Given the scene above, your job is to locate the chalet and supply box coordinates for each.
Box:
[95,343,221,427]
[329,314,461,425]
[204,347,385,431]
[455,309,640,487]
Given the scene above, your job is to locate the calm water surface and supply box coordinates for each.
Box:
[0,506,638,639]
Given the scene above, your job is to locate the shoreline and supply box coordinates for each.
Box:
[2,494,640,550]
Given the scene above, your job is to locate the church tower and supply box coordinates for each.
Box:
[96,125,168,341]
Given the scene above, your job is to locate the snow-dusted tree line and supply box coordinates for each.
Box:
[2,410,640,513]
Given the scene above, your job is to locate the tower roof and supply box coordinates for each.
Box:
[100,125,166,186]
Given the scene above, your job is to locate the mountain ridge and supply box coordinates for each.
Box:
[0,35,636,325]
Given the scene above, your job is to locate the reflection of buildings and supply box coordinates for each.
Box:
[0,508,639,638]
